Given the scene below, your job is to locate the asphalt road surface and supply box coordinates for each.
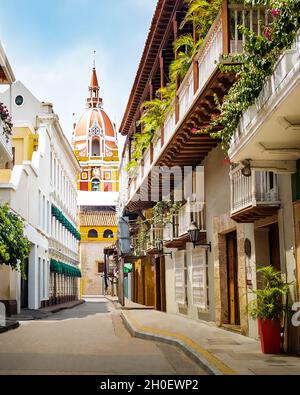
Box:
[0,297,207,375]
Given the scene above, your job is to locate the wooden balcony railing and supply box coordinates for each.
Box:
[164,215,179,241]
[229,4,270,53]
[125,2,268,206]
[163,201,206,242]
[147,225,164,252]
[230,166,280,222]
[229,29,300,161]
[178,201,206,236]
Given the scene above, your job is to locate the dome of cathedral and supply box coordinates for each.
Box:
[72,66,118,156]
[74,108,116,143]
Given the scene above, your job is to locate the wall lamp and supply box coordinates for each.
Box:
[188,222,212,252]
[241,159,252,178]
[155,240,172,257]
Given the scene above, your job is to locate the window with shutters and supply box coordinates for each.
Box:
[191,248,208,309]
[174,250,187,304]
[97,262,105,273]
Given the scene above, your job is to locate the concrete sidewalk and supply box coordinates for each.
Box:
[121,309,300,375]
[10,300,85,321]
[105,295,155,310]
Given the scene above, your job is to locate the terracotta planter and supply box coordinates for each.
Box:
[258,318,281,354]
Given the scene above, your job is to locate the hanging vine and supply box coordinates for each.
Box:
[126,0,223,171]
[152,201,183,227]
[132,201,183,255]
[193,0,300,152]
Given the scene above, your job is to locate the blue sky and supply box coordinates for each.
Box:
[0,0,157,141]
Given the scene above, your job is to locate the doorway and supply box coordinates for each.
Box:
[293,202,300,353]
[226,231,240,326]
[155,257,166,312]
[21,258,29,309]
[294,203,300,298]
[255,221,281,290]
[267,222,281,271]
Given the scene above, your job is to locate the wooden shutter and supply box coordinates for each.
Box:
[191,248,207,309]
[174,250,186,304]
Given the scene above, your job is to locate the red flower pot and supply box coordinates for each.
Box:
[258,318,281,354]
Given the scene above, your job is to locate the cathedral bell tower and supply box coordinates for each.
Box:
[86,55,103,109]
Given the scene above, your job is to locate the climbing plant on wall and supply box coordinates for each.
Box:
[126,0,224,171]
[194,0,300,152]
[0,103,13,142]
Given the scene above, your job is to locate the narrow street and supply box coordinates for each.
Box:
[0,298,206,375]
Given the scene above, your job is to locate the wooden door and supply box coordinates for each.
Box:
[226,232,240,326]
[268,222,281,271]
[160,257,167,312]
[155,257,167,312]
[294,202,300,301]
[155,258,161,311]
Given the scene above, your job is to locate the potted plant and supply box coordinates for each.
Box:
[247,266,290,354]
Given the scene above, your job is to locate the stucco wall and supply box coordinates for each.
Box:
[80,242,106,296]
[203,146,231,322]
[164,146,231,322]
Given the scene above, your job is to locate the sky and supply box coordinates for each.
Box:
[0,0,157,142]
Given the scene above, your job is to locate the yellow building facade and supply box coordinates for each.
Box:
[72,65,119,296]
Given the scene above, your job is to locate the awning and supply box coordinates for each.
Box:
[124,263,133,273]
[50,259,81,278]
[51,205,81,241]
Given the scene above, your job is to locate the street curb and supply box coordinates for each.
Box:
[121,312,237,376]
[0,321,20,334]
[45,300,85,315]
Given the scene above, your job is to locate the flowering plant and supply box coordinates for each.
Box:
[201,0,300,152]
[0,102,13,142]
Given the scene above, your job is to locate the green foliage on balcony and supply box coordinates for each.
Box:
[0,204,30,278]
[51,205,81,241]
[206,0,300,151]
[133,201,183,255]
[126,0,222,172]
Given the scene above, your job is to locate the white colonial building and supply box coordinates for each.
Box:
[0,81,81,313]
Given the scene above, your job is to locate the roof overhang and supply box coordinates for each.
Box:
[120,0,182,136]
[0,41,15,84]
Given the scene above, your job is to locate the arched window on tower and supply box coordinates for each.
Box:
[103,229,114,239]
[92,138,100,156]
[88,229,98,238]
[92,178,101,191]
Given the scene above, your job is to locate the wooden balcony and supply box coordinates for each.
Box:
[230,166,280,223]
[229,30,300,164]
[124,3,268,211]
[164,202,206,249]
[146,225,164,255]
